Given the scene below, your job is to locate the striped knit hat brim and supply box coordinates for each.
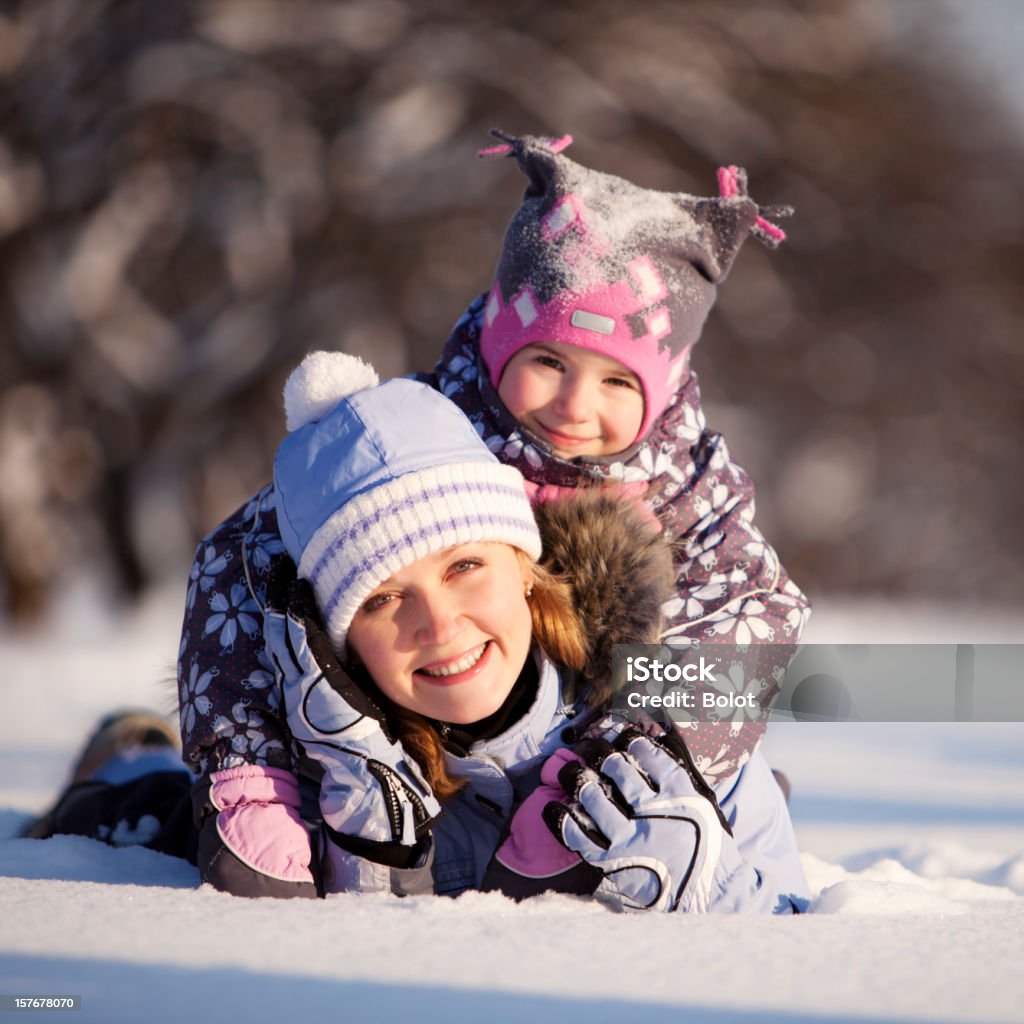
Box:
[298,462,542,653]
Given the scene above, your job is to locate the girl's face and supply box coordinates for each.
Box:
[346,543,534,725]
[497,341,645,459]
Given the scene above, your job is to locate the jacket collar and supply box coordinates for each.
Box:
[444,649,574,776]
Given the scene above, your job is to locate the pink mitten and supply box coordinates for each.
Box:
[209,765,315,884]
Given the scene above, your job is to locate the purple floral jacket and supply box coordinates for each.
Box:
[177,296,810,783]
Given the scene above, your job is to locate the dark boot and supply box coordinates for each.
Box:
[22,709,180,840]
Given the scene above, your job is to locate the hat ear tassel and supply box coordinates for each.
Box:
[478,129,574,198]
[717,164,793,248]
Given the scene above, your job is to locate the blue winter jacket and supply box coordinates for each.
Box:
[322,649,808,913]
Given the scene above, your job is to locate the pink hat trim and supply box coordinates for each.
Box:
[482,256,688,441]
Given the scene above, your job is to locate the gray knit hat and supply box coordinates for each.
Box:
[478,131,792,440]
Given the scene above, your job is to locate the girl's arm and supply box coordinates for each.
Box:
[659,430,811,649]
[656,429,811,782]
[180,485,317,898]
[177,484,293,777]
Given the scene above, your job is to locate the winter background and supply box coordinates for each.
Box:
[3,1,1024,1022]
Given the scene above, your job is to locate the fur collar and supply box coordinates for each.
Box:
[534,490,675,708]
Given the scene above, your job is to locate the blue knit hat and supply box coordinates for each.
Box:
[273,352,543,652]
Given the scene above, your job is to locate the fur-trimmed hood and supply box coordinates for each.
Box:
[533,490,675,708]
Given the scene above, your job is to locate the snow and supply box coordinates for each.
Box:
[2,582,1023,1023]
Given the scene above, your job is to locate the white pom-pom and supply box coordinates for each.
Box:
[283,351,380,431]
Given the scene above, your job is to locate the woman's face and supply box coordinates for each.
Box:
[346,542,534,725]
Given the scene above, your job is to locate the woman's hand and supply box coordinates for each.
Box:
[543,729,740,913]
[264,567,441,871]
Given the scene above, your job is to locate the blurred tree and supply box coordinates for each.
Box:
[0,0,1021,619]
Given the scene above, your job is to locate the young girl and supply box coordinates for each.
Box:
[39,355,806,910]
[177,131,808,814]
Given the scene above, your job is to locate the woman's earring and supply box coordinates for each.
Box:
[525,584,534,598]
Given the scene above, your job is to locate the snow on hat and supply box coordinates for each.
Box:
[273,351,542,652]
[477,130,793,441]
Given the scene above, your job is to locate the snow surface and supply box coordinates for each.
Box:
[2,582,1023,1023]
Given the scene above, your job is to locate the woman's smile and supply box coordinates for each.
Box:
[415,641,492,685]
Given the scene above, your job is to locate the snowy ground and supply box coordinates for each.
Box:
[2,582,1023,1024]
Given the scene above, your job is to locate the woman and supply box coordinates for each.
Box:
[197,352,807,910]
[32,353,808,912]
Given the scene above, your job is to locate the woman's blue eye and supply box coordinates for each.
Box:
[361,593,394,613]
[450,558,483,575]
